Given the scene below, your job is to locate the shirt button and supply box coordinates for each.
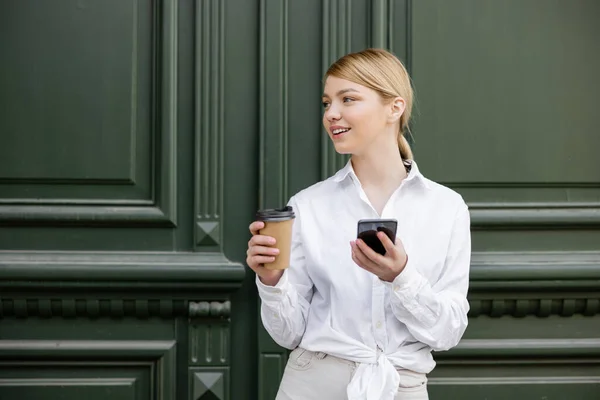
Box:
[376,321,382,329]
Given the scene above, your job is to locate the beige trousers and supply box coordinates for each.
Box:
[275,348,429,400]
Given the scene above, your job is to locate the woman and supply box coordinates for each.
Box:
[246,48,471,400]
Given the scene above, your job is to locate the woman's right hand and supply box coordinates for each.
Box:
[246,221,285,286]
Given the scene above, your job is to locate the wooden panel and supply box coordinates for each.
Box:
[0,340,175,400]
[410,0,600,231]
[430,339,600,400]
[0,0,177,226]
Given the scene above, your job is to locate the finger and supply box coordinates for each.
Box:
[355,238,387,264]
[248,255,277,268]
[351,241,379,271]
[249,235,277,247]
[248,245,280,257]
[351,247,369,271]
[249,221,265,235]
[351,247,378,275]
[377,232,397,257]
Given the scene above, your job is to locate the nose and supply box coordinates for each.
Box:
[324,104,341,122]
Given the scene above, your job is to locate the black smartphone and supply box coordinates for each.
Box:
[356,219,398,255]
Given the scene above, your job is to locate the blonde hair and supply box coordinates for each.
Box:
[325,48,414,160]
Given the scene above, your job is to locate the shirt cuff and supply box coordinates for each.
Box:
[390,256,422,295]
[255,269,290,303]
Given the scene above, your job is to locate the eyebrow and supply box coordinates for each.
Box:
[322,88,360,98]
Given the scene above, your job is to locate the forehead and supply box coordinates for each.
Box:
[322,76,369,96]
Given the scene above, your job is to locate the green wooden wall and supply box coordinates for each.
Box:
[1,1,599,399]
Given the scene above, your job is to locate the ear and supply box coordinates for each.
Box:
[388,97,406,123]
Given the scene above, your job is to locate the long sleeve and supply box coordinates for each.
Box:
[256,196,314,349]
[389,204,471,351]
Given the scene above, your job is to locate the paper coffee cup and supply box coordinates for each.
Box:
[256,206,295,270]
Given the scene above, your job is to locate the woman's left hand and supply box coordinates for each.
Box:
[350,232,408,282]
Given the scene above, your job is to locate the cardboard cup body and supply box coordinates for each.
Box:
[260,218,294,270]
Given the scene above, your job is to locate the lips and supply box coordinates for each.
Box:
[330,125,351,135]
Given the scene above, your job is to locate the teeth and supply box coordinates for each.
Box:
[333,128,349,134]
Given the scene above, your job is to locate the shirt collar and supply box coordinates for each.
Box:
[332,158,431,190]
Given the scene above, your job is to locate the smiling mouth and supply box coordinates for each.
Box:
[332,128,351,135]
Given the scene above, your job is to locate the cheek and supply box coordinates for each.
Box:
[363,108,388,129]
[344,106,365,126]
[349,106,379,131]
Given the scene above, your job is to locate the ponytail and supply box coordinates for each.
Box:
[398,131,413,160]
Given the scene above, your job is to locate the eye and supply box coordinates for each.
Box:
[322,101,330,108]
[343,97,354,103]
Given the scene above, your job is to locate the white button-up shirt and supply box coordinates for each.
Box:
[256,160,471,400]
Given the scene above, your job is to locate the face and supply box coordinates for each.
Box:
[322,76,404,156]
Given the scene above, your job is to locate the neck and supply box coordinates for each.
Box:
[350,138,408,191]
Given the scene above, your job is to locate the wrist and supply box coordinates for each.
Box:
[384,254,408,282]
[259,270,284,286]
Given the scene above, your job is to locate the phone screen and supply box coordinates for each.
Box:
[357,219,397,255]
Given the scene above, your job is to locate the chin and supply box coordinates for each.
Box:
[332,143,354,155]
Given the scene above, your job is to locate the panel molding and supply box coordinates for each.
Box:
[468,251,600,317]
[0,0,178,227]
[258,353,286,400]
[257,2,291,398]
[0,251,245,290]
[0,339,175,360]
[468,298,600,318]
[469,204,600,229]
[156,0,179,227]
[370,0,390,48]
[429,376,600,385]
[470,251,600,285]
[0,299,232,320]
[189,301,231,319]
[195,0,225,248]
[320,0,352,180]
[259,0,289,209]
[189,367,229,400]
[370,0,411,51]
[0,378,137,389]
[371,0,412,53]
[189,321,230,366]
[434,338,600,359]
[0,298,186,320]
